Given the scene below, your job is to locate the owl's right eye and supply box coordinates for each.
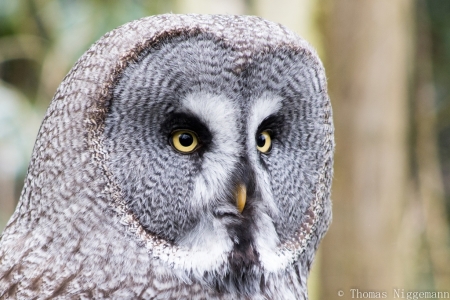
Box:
[170,130,199,154]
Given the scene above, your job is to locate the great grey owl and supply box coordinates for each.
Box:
[0,14,333,299]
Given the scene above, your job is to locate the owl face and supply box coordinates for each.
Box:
[104,31,330,292]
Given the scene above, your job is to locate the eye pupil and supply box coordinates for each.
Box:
[257,134,266,148]
[179,133,193,147]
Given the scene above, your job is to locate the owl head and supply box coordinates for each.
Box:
[2,14,333,297]
[97,14,333,293]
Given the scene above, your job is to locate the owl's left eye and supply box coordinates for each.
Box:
[170,130,199,154]
[256,130,272,153]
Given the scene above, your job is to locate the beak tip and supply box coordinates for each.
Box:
[236,184,247,213]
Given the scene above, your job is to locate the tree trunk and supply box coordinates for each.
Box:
[320,0,413,297]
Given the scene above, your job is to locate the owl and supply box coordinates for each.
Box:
[0,14,333,299]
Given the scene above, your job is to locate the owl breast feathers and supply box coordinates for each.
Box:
[0,14,334,299]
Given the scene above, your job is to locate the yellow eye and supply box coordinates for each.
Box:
[256,131,272,153]
[171,130,199,153]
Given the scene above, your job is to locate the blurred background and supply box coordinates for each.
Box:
[0,0,449,298]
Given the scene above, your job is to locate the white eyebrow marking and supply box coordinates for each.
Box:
[248,93,282,143]
[181,92,239,143]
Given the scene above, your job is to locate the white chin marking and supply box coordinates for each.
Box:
[253,211,290,271]
[176,216,233,278]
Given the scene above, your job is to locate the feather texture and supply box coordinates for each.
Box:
[0,14,333,299]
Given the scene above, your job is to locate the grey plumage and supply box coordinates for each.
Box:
[0,14,334,299]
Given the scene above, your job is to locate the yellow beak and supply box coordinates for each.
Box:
[236,184,247,213]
